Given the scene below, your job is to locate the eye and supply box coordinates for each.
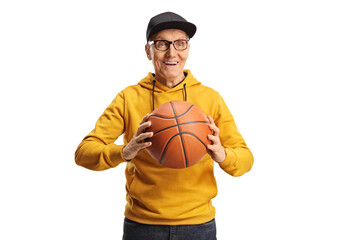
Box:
[174,40,187,50]
[176,40,185,47]
[155,40,168,50]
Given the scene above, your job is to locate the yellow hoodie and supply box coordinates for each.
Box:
[75,70,254,225]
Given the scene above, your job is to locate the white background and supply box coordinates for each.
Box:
[1,0,359,239]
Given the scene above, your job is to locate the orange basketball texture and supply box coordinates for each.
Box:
[146,101,212,169]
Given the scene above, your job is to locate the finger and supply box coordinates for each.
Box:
[138,141,152,149]
[207,141,223,152]
[207,115,220,136]
[136,132,153,142]
[137,141,153,155]
[208,124,219,137]
[135,114,150,135]
[127,139,152,155]
[207,115,215,125]
[208,134,220,144]
[207,144,216,151]
[136,120,152,136]
[140,113,150,124]
[208,124,218,132]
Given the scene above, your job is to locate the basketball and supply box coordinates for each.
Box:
[146,101,212,169]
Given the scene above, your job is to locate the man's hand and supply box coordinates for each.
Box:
[207,115,226,163]
[122,114,153,161]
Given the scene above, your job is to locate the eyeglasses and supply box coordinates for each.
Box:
[148,39,189,51]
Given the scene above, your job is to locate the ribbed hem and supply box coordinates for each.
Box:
[109,144,126,167]
[124,209,215,226]
[218,148,236,170]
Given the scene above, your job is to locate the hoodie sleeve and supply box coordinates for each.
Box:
[214,94,254,177]
[75,92,127,171]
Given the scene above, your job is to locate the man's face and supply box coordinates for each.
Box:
[146,29,190,84]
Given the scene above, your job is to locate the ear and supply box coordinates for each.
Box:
[145,44,152,60]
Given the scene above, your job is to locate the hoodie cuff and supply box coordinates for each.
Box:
[218,148,236,170]
[109,144,127,167]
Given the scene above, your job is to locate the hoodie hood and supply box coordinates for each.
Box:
[138,69,201,93]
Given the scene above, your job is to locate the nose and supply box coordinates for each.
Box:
[166,43,176,57]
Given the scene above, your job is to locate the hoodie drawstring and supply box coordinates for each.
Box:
[183,83,187,101]
[152,80,156,111]
[151,80,188,111]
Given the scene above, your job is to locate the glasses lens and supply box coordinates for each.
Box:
[174,40,188,50]
[155,40,169,51]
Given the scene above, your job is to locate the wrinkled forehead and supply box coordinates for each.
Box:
[150,29,188,41]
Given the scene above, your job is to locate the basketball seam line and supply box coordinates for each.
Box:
[171,101,189,168]
[152,121,209,136]
[159,102,193,168]
[150,105,195,119]
[159,132,181,165]
[159,132,208,165]
[182,132,209,149]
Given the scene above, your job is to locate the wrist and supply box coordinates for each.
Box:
[216,148,226,163]
[122,145,132,161]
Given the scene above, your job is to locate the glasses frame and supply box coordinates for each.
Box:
[148,39,189,51]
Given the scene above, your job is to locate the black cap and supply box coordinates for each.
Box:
[146,12,197,41]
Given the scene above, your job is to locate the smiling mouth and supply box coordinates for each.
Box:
[163,61,179,66]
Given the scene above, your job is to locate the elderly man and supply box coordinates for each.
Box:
[75,12,253,240]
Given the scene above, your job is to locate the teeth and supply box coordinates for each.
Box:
[164,62,178,65]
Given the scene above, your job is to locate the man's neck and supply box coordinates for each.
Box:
[155,73,186,88]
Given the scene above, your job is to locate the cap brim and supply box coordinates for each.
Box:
[147,21,197,41]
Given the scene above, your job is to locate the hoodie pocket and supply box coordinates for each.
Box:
[128,174,137,195]
[126,164,137,196]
